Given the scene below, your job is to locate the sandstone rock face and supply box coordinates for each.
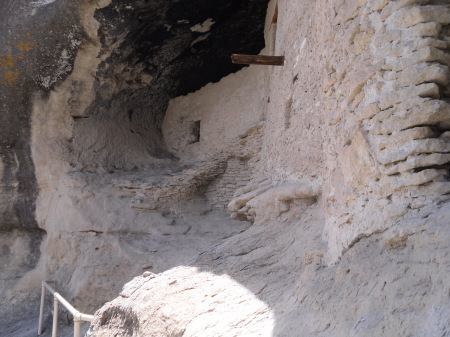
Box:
[88,0,450,336]
[0,0,88,327]
[1,0,449,336]
[88,205,450,337]
[0,0,269,334]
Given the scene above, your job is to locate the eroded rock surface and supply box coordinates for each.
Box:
[0,0,268,335]
[1,0,449,336]
[88,0,450,336]
[88,204,450,337]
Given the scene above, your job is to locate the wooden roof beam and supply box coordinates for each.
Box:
[231,54,285,66]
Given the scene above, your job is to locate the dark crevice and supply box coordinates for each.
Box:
[399,122,450,133]
[128,109,134,122]
[188,121,201,144]
[414,163,450,174]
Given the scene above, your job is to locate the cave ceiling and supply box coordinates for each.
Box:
[96,0,270,97]
[86,0,271,161]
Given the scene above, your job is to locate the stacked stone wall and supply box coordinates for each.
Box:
[206,158,251,210]
[322,0,450,260]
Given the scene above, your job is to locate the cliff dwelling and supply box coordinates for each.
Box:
[0,0,450,336]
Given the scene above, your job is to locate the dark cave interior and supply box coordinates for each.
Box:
[70,0,270,169]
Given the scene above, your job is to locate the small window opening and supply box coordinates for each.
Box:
[188,120,201,144]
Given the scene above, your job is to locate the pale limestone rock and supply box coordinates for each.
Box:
[380,0,432,21]
[402,22,442,38]
[89,204,450,336]
[377,138,450,165]
[383,153,450,175]
[372,126,439,151]
[341,66,378,103]
[367,0,389,12]
[388,63,449,89]
[228,183,273,213]
[375,36,448,58]
[383,46,450,72]
[388,5,450,29]
[353,102,378,123]
[372,29,402,47]
[379,169,447,195]
[228,178,321,223]
[379,82,440,110]
[4,0,450,336]
[441,131,450,140]
[372,99,450,135]
[88,267,275,337]
[340,130,380,190]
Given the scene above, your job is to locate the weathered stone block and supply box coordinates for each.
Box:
[355,102,380,122]
[372,29,402,47]
[367,0,389,12]
[389,63,449,88]
[379,169,446,195]
[380,0,431,21]
[340,131,380,190]
[383,46,450,71]
[371,97,427,124]
[372,126,438,150]
[377,138,450,165]
[388,5,450,29]
[379,82,439,110]
[372,99,450,134]
[375,37,447,58]
[342,67,378,103]
[228,184,272,212]
[383,153,450,175]
[402,22,442,38]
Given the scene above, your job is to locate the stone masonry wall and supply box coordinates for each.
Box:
[246,0,450,262]
[206,157,251,210]
[322,0,450,262]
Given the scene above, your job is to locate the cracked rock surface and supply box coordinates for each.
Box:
[88,0,450,336]
[1,0,450,336]
[0,0,268,335]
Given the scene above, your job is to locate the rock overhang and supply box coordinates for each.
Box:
[0,0,272,230]
[94,0,270,97]
[69,0,271,167]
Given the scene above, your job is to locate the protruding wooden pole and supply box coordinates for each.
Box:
[231,54,285,66]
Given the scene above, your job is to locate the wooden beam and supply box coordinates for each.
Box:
[231,54,285,66]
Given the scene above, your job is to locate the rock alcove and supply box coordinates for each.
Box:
[0,0,269,333]
[1,0,450,336]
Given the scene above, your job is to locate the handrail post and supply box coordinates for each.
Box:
[74,317,81,337]
[52,295,58,337]
[38,282,45,335]
[38,281,94,336]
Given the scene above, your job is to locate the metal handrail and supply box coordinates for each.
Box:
[38,281,94,337]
